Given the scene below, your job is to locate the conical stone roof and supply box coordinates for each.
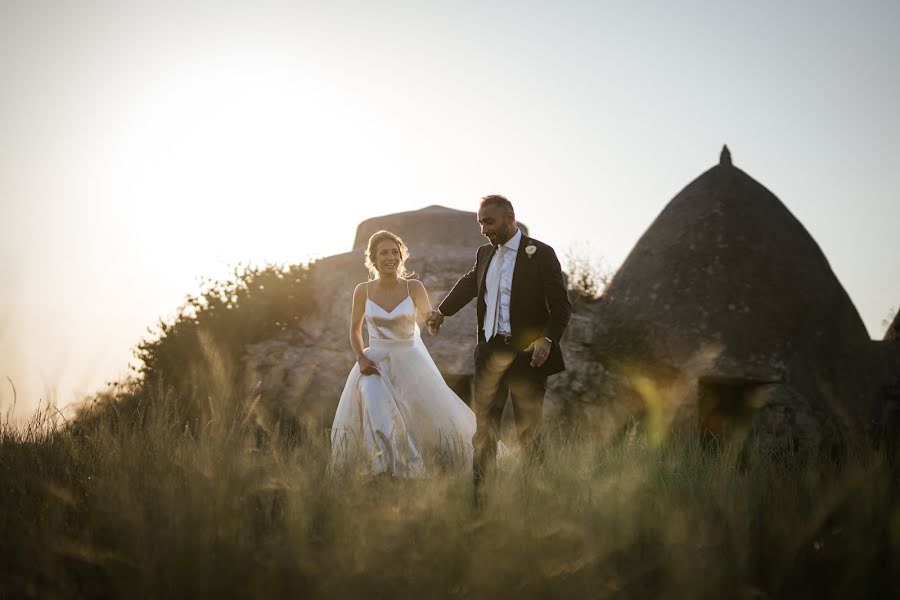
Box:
[593,146,878,425]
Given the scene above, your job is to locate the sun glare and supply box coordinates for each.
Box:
[100,61,347,265]
[6,58,390,422]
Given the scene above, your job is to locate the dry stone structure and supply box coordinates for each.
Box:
[243,206,597,428]
[245,151,900,453]
[581,147,896,453]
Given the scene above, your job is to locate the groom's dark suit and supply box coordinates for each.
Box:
[439,234,571,486]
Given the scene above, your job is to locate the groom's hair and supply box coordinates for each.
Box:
[480,194,514,216]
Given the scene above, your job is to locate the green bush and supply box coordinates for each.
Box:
[84,263,315,428]
[564,242,612,303]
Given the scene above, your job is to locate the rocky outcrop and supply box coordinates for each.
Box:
[243,207,593,429]
[244,284,600,430]
[353,205,527,252]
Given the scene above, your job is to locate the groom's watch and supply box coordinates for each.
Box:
[543,336,553,344]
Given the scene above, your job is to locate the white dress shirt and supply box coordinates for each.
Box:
[483,228,521,340]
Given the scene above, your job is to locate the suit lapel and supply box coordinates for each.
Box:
[477,245,496,298]
[509,235,529,315]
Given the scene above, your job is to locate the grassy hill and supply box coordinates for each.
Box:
[2,391,898,598]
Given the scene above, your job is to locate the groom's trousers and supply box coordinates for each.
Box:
[472,335,548,490]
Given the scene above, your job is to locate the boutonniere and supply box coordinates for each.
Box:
[525,243,537,258]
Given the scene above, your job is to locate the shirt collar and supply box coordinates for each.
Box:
[501,228,523,253]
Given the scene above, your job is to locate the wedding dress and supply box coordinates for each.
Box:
[330,283,489,477]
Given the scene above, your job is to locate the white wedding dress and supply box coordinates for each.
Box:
[330,286,488,478]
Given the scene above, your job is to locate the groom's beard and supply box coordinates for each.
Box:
[487,231,512,246]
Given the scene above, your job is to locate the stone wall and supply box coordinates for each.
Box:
[241,192,898,453]
[243,245,601,430]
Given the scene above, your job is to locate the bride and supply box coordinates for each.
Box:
[330,230,496,477]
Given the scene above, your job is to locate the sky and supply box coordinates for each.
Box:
[1,0,898,422]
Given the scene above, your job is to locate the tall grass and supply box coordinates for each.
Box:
[2,392,898,598]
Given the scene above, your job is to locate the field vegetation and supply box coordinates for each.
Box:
[2,262,897,598]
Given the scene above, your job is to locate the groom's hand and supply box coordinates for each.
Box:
[427,310,445,335]
[525,337,552,368]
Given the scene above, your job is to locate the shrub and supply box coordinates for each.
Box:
[82,263,315,428]
[564,242,612,302]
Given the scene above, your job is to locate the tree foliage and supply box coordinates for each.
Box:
[118,262,315,421]
[137,262,313,386]
[563,242,612,302]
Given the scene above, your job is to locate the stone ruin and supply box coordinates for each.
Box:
[245,149,900,453]
[583,147,898,453]
[244,204,595,429]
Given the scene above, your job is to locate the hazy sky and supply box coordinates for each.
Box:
[2,0,898,421]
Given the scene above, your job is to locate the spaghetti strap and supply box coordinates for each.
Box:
[365,281,370,299]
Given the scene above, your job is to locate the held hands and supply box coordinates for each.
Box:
[525,337,552,368]
[357,355,380,376]
[426,310,445,336]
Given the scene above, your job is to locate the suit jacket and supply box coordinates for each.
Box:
[438,235,572,377]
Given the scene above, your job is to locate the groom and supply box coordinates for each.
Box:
[428,195,571,499]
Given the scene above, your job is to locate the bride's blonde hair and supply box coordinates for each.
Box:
[365,230,412,280]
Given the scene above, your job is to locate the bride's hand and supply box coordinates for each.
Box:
[358,356,380,376]
[426,310,444,335]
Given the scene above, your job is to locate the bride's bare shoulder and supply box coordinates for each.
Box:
[353,282,370,297]
[404,278,427,292]
[406,279,429,306]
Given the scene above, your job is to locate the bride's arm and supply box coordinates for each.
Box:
[350,283,379,375]
[409,279,434,324]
